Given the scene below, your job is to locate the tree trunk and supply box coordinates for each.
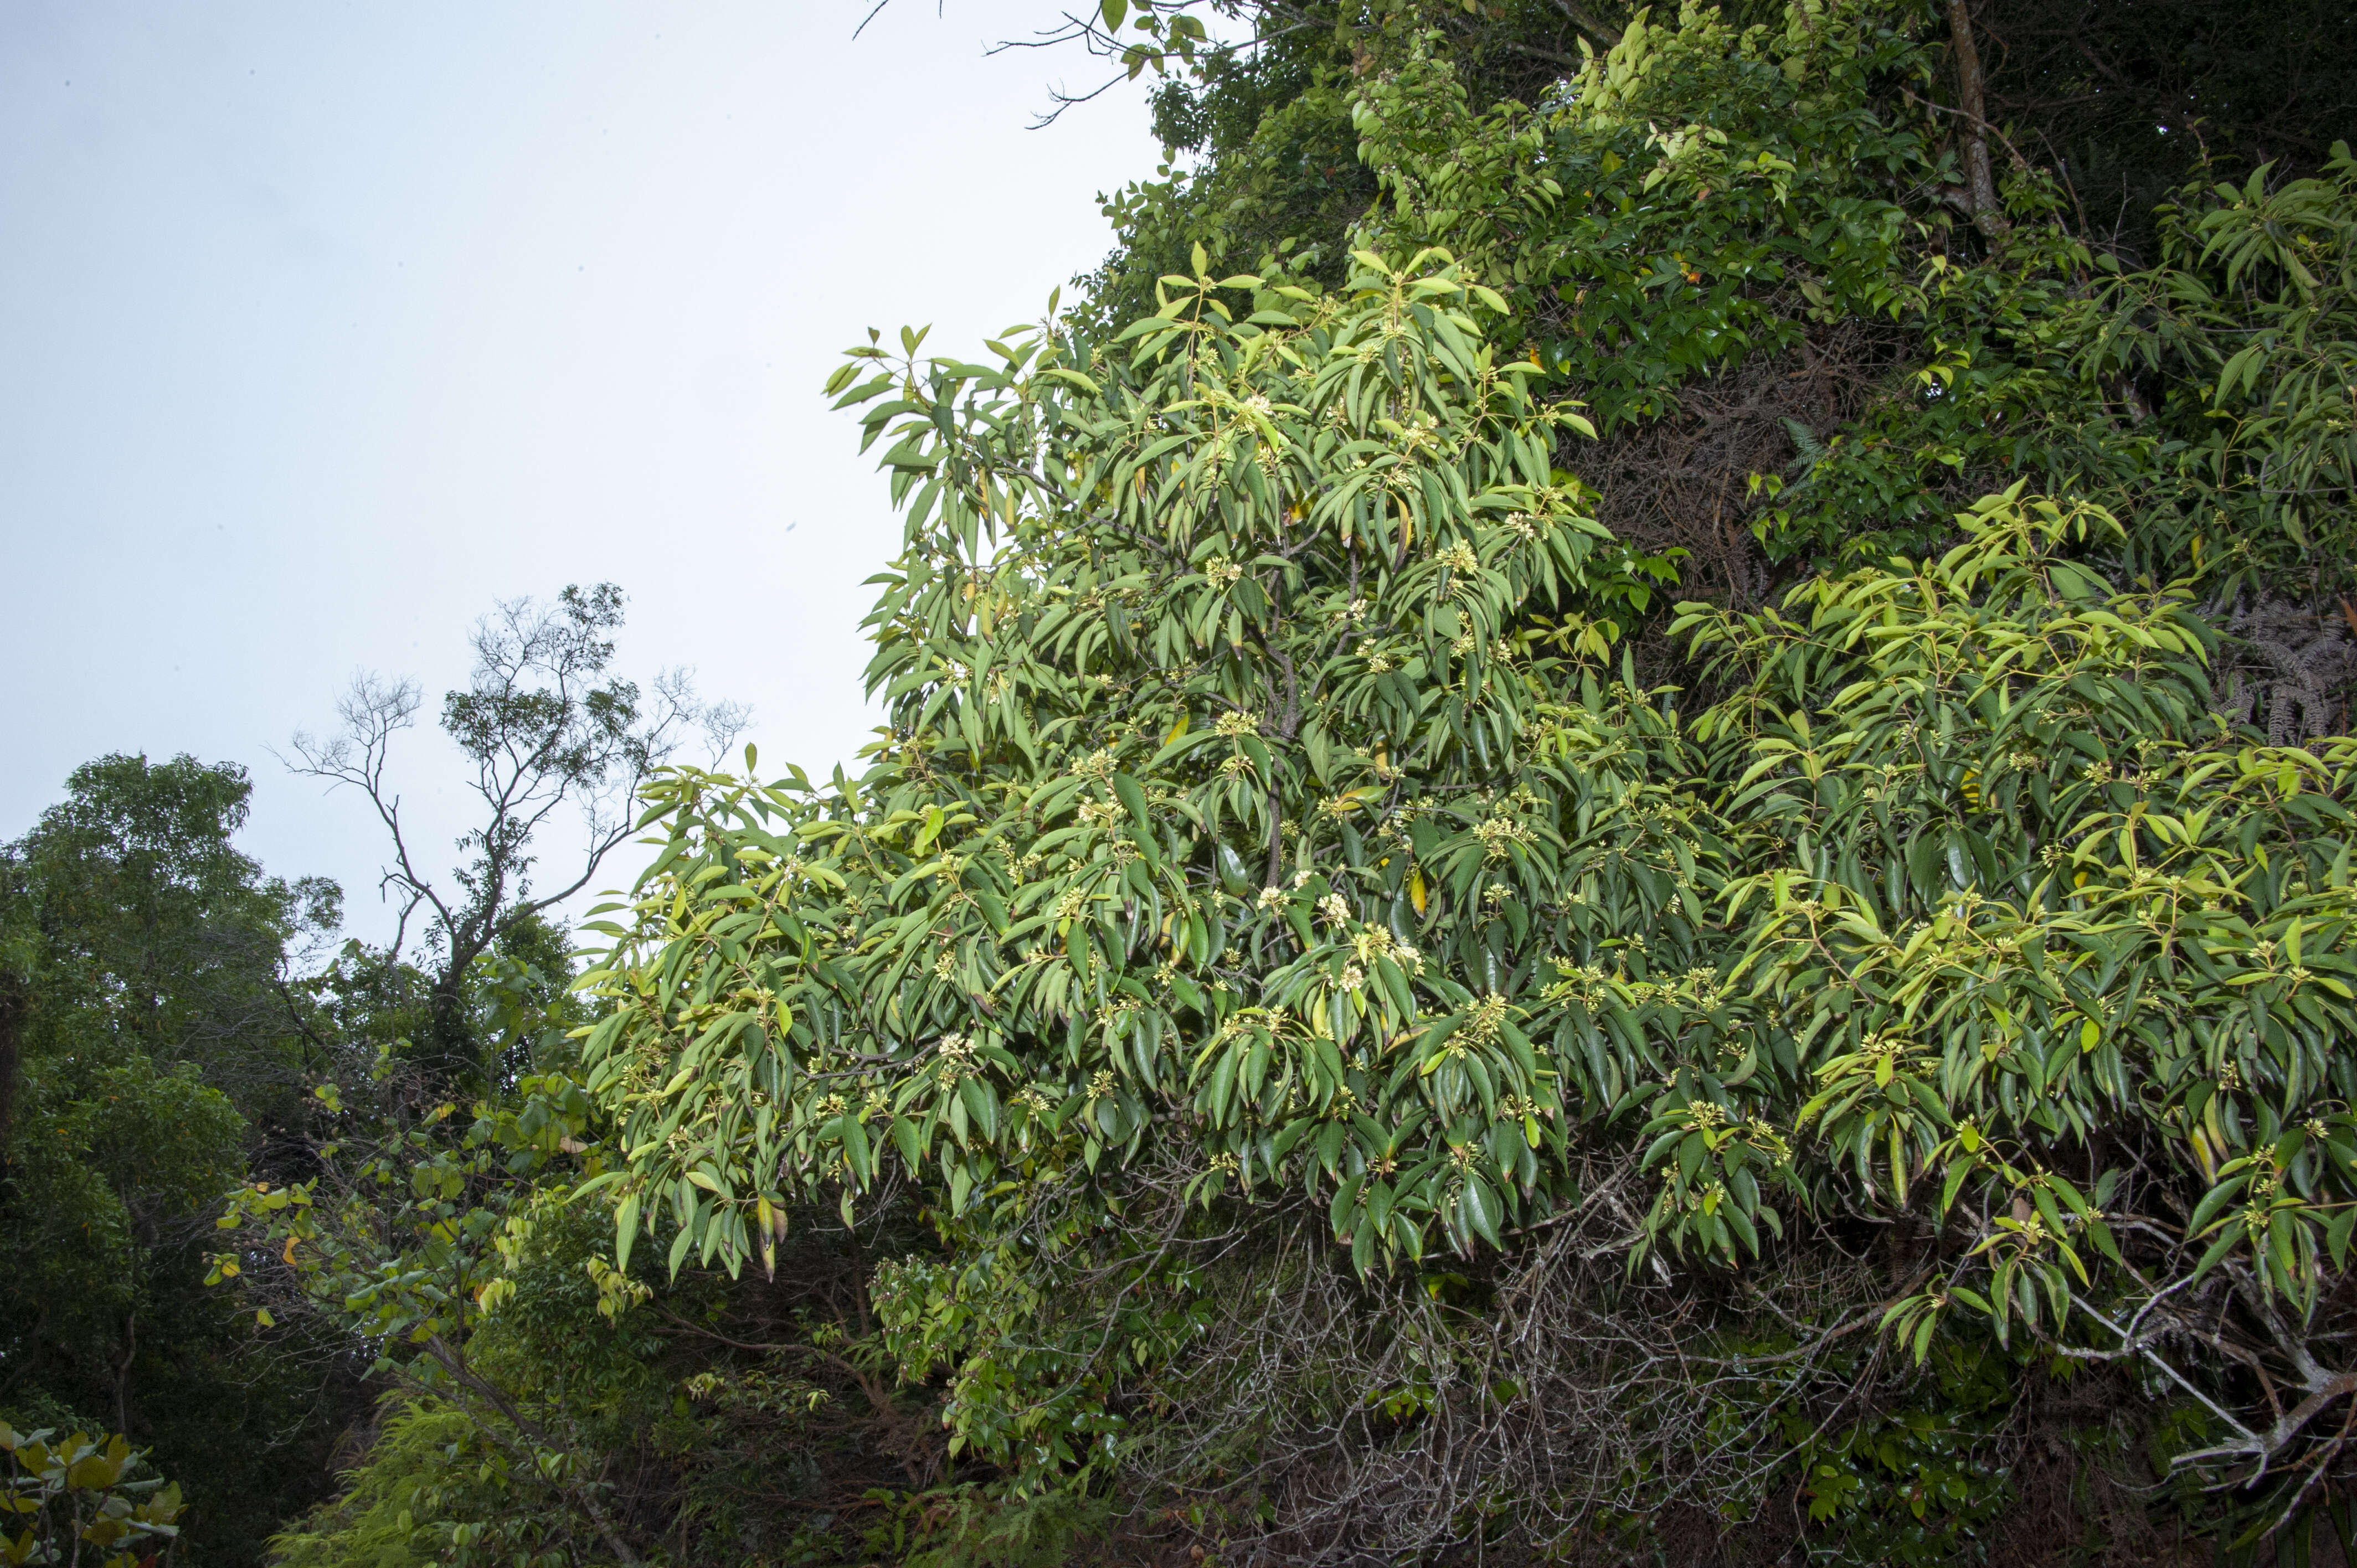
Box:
[115,1306,137,1437]
[1946,0,2007,236]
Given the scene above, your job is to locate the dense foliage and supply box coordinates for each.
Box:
[1,1422,187,1567]
[0,756,355,1560]
[567,1,2357,1560]
[16,0,2357,1563]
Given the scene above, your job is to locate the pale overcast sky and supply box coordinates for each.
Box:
[1,2,1158,946]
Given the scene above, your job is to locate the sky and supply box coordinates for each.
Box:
[0,1,1161,947]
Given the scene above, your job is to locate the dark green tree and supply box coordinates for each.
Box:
[5,754,338,1116]
[0,755,353,1563]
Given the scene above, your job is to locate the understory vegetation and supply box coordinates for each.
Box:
[10,0,2357,1562]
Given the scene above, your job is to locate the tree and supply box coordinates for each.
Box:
[578,13,2357,1558]
[289,584,744,1089]
[216,912,963,1566]
[192,588,784,1564]
[0,755,352,1564]
[184,2,2357,1561]
[4,755,338,1116]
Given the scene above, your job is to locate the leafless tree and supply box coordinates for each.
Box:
[286,584,746,1084]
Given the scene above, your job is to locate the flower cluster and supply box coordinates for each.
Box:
[1463,992,1513,1044]
[1349,921,1423,976]
[934,1033,976,1089]
[1475,814,1536,860]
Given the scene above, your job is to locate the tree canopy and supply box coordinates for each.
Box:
[44,0,2357,1563]
[565,2,2357,1559]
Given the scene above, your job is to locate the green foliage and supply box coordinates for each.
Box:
[223,934,928,1566]
[18,1,2357,1562]
[2087,146,2357,601]
[585,249,1631,1313]
[7,1054,243,1352]
[578,6,2357,1552]
[1,754,351,1564]
[209,938,607,1376]
[1683,490,2357,1311]
[1975,0,2357,261]
[216,1004,657,1566]
[6,753,338,1112]
[846,1485,1109,1568]
[1118,1,2355,605]
[1766,1337,2016,1564]
[1090,55,1373,330]
[0,1422,184,1568]
[265,1399,507,1568]
[1339,4,2142,575]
